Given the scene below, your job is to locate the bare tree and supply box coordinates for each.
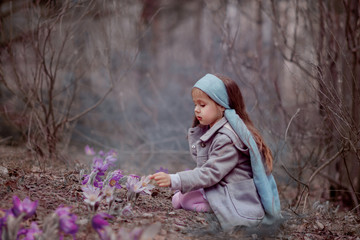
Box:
[268,0,360,211]
[0,0,119,165]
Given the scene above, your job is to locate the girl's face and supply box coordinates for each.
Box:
[192,88,225,127]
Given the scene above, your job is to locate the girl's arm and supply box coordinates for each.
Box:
[178,135,240,193]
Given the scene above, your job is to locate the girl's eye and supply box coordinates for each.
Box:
[194,103,206,108]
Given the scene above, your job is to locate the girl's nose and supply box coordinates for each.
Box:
[194,106,200,112]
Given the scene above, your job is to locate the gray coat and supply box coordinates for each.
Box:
[178,117,265,230]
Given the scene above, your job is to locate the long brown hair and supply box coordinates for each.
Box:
[191,74,273,173]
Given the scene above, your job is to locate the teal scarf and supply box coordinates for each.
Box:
[193,74,281,223]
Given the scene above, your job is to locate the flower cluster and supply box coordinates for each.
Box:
[81,146,156,210]
[82,146,119,188]
[126,175,155,202]
[0,146,164,240]
[81,147,124,211]
[0,196,78,240]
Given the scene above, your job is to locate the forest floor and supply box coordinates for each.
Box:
[0,146,360,240]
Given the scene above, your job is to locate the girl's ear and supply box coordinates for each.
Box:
[218,105,225,115]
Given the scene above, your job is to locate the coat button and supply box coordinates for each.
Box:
[191,145,196,149]
[200,142,206,148]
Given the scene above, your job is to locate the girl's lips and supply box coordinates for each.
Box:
[197,116,202,120]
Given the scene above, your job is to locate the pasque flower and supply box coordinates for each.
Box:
[126,176,144,194]
[155,167,169,174]
[90,154,117,188]
[92,150,117,172]
[128,174,140,179]
[105,149,118,158]
[55,206,78,238]
[126,175,155,202]
[92,212,112,230]
[126,176,144,202]
[82,174,90,185]
[17,222,42,240]
[102,185,115,203]
[93,157,110,173]
[82,170,103,188]
[139,176,155,195]
[11,196,38,219]
[104,155,117,165]
[84,145,96,156]
[92,213,114,240]
[108,170,123,189]
[82,185,102,206]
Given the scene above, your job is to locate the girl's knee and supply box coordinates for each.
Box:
[181,190,204,204]
[172,190,211,212]
[193,202,211,212]
[180,190,210,212]
[172,191,182,209]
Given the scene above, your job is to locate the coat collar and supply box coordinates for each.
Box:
[200,117,227,142]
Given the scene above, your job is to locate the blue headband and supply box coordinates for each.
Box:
[193,74,281,223]
[193,74,230,108]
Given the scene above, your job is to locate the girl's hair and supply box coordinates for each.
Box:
[191,74,273,173]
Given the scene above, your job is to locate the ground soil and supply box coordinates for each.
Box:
[0,146,359,239]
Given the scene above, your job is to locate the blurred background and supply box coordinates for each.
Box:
[1,0,359,211]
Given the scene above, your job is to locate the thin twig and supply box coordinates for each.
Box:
[308,147,344,185]
[302,147,344,212]
[284,108,300,142]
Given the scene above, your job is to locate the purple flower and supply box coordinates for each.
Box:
[93,180,103,189]
[126,176,144,194]
[84,145,96,156]
[82,174,90,185]
[55,206,71,216]
[128,174,140,179]
[92,213,114,240]
[108,170,123,189]
[92,212,112,230]
[103,185,115,203]
[82,170,103,188]
[105,149,118,158]
[59,214,78,235]
[139,176,155,195]
[11,196,38,219]
[104,155,117,165]
[98,150,105,157]
[155,167,169,174]
[55,206,78,237]
[18,222,42,240]
[82,185,102,206]
[93,157,109,173]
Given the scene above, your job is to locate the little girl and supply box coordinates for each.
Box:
[150,73,281,231]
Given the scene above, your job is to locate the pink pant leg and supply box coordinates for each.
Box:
[172,191,182,209]
[172,189,211,212]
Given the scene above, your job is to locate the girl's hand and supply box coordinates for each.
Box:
[149,172,171,187]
